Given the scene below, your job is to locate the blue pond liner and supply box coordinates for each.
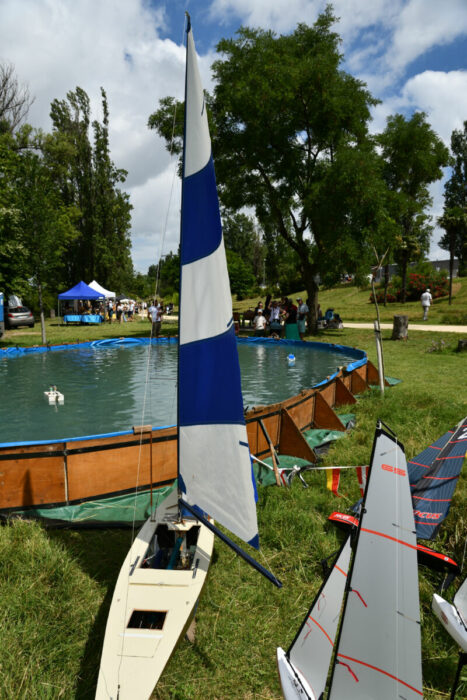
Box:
[0,335,366,448]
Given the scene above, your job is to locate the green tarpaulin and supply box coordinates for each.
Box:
[7,482,177,527]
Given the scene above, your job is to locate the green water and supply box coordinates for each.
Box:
[0,342,359,444]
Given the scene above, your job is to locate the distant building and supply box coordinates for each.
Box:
[373,259,458,282]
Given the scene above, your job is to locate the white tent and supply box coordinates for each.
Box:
[88,280,116,299]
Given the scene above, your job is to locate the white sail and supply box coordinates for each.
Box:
[328,428,423,699]
[178,21,259,548]
[277,535,351,700]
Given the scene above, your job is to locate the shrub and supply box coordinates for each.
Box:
[370,269,449,303]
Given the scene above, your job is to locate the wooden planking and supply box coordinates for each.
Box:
[335,377,357,406]
[313,392,346,431]
[0,455,65,508]
[279,409,317,463]
[67,431,177,502]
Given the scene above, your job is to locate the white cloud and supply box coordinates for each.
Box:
[388,0,467,74]
[1,0,465,273]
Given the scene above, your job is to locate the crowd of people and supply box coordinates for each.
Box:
[64,299,174,333]
[249,297,344,339]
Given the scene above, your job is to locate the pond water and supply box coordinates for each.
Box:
[0,341,360,444]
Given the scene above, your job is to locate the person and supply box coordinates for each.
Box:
[284,298,299,340]
[327,312,343,329]
[108,300,114,323]
[296,297,309,340]
[116,302,123,323]
[420,288,432,321]
[148,300,162,337]
[253,308,267,336]
[268,300,282,335]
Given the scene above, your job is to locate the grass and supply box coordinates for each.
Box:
[233,276,467,327]
[0,284,466,698]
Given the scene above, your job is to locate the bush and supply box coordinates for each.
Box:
[370,270,449,304]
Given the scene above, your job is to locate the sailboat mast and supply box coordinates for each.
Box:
[176,12,190,505]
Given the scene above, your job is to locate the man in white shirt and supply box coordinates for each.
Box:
[253,309,267,336]
[420,288,432,321]
[148,300,162,337]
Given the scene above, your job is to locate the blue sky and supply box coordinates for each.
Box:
[1,0,466,272]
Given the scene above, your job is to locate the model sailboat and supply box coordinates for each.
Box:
[96,17,280,700]
[277,423,423,699]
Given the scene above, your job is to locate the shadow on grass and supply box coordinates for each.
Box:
[47,527,131,698]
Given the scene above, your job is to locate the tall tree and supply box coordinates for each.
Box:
[0,63,33,133]
[439,121,467,281]
[14,145,78,342]
[378,113,449,302]
[49,87,133,289]
[222,212,265,284]
[150,10,388,332]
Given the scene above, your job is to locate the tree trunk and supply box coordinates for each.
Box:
[302,268,320,335]
[383,263,389,306]
[449,243,454,305]
[392,315,408,340]
[400,255,408,303]
[38,278,47,345]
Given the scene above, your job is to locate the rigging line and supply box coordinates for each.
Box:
[117,19,187,685]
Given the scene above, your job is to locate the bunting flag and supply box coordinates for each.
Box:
[356,466,369,497]
[326,468,342,496]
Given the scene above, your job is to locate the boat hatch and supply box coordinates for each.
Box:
[141,524,201,571]
[127,610,166,630]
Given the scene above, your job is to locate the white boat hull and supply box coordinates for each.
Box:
[277,647,316,700]
[96,489,214,699]
[432,593,467,652]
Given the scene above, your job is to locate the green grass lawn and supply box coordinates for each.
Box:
[0,286,466,698]
[233,276,467,327]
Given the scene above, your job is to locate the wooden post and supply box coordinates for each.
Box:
[259,419,281,487]
[373,320,385,395]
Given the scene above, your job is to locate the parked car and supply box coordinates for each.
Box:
[5,305,35,329]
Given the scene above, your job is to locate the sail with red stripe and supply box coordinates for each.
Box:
[277,536,351,699]
[409,416,467,540]
[328,426,423,699]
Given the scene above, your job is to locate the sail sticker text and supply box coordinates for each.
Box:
[413,510,442,520]
[381,463,406,476]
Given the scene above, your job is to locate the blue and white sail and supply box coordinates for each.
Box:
[178,20,259,549]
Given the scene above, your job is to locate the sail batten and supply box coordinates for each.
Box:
[178,22,259,549]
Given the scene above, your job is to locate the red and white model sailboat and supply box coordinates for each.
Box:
[277,422,424,699]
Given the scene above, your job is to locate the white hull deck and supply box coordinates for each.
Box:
[96,489,214,699]
[277,647,317,700]
[432,593,467,652]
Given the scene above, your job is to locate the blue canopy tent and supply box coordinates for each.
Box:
[58,281,104,324]
[58,281,104,301]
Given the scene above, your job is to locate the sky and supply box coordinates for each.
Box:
[1,0,467,274]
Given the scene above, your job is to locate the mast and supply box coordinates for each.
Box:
[176,15,281,588]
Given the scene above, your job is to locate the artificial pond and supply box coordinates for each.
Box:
[0,337,365,445]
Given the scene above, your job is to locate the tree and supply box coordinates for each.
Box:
[222,212,265,284]
[150,9,387,332]
[226,249,256,299]
[0,63,33,133]
[438,206,467,303]
[49,87,133,289]
[439,121,467,281]
[378,113,449,302]
[14,142,78,342]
